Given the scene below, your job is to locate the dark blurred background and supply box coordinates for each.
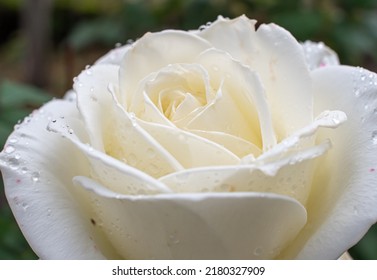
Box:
[1,0,377,259]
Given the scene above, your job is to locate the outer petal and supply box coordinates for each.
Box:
[95,44,131,66]
[301,41,339,70]
[47,117,172,195]
[74,176,307,260]
[0,100,116,259]
[282,66,377,259]
[199,15,312,139]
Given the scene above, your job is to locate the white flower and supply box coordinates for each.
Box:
[1,15,377,260]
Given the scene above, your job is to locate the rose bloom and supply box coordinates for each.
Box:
[1,15,377,260]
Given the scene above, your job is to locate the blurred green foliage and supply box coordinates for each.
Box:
[0,80,49,259]
[0,0,377,259]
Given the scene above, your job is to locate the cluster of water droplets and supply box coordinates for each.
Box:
[301,41,339,70]
[198,21,213,32]
[3,135,41,184]
[353,67,377,146]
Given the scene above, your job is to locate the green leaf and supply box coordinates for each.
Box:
[0,80,51,108]
[67,18,123,50]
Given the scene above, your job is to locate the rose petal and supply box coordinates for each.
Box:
[74,176,307,259]
[95,44,131,66]
[130,63,212,126]
[258,110,347,164]
[160,139,330,205]
[0,100,116,259]
[281,66,377,259]
[189,48,277,150]
[120,30,212,108]
[199,15,312,139]
[137,119,240,167]
[74,64,119,150]
[47,117,172,195]
[301,41,339,70]
[74,64,183,177]
[189,129,262,158]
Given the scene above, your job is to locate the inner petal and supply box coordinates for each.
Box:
[143,64,212,122]
[188,48,277,150]
[138,119,240,168]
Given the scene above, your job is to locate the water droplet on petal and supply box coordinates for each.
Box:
[4,145,15,154]
[21,202,29,211]
[85,65,92,75]
[31,171,40,182]
[9,137,18,144]
[253,247,263,256]
[372,131,377,145]
[8,157,19,170]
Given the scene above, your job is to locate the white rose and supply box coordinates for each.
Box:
[1,15,377,260]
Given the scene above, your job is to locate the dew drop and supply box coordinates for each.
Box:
[8,157,19,170]
[253,246,263,256]
[168,234,180,246]
[9,137,18,144]
[372,131,377,145]
[68,128,74,134]
[21,202,29,211]
[21,167,28,174]
[361,74,366,81]
[86,68,92,75]
[31,171,40,182]
[47,208,52,217]
[4,145,15,154]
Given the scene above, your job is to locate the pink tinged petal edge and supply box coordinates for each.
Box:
[0,100,115,259]
[281,66,377,259]
[301,41,340,70]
